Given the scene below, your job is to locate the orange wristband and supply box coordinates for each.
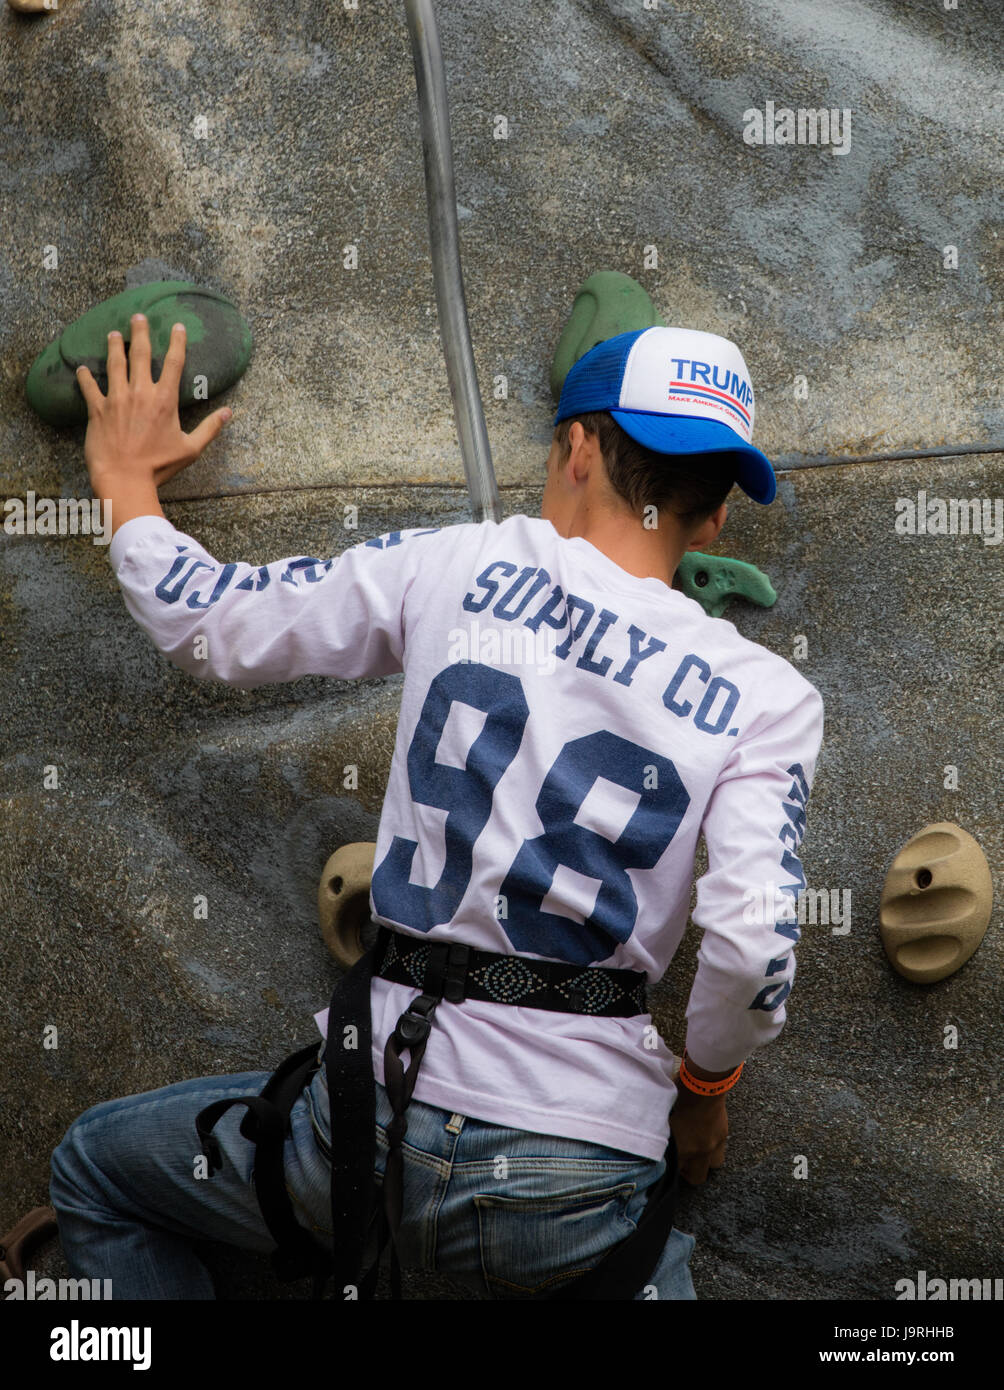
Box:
[678,1053,743,1097]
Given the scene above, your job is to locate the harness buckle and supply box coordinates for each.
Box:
[393,993,438,1049]
[443,944,470,1004]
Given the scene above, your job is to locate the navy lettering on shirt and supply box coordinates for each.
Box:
[461,554,746,736]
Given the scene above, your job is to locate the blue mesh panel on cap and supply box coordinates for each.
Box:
[553,330,645,423]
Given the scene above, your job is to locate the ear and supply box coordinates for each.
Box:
[684,502,728,551]
[568,421,608,487]
[566,420,585,460]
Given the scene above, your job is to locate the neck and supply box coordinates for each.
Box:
[549,508,690,588]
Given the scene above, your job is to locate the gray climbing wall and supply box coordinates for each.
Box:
[1,0,1001,1304]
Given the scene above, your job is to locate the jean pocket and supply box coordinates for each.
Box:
[475,1177,639,1299]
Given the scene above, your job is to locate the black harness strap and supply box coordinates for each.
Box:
[195,950,383,1298]
[381,940,466,1298]
[323,944,378,1296]
[194,1041,328,1287]
[196,929,678,1301]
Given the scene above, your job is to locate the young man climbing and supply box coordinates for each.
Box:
[50,313,824,1300]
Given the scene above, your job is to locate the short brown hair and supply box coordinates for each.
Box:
[553,411,737,522]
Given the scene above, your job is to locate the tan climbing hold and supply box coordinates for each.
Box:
[318,842,376,970]
[879,822,993,983]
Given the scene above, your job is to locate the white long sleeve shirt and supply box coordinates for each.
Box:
[109,511,824,1160]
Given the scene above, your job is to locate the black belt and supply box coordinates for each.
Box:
[196,926,677,1300]
[373,925,648,1017]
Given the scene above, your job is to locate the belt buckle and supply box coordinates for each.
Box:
[419,939,470,1004]
[443,943,470,1003]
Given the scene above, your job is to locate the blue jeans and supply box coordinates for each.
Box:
[50,1057,697,1300]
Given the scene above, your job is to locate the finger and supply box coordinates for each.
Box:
[184,405,234,459]
[159,321,187,397]
[105,330,127,396]
[128,313,152,386]
[75,365,105,414]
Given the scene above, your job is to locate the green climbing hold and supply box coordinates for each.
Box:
[26,281,253,428]
[676,552,777,619]
[550,270,664,399]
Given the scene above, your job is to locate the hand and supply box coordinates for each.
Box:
[77,314,233,534]
[669,1091,729,1185]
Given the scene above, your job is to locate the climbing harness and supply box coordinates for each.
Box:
[196,926,679,1300]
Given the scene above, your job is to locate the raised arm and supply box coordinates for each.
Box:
[108,517,441,687]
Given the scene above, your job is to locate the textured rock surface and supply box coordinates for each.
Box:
[1,0,1001,1302]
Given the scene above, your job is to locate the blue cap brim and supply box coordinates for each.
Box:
[609,409,777,504]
